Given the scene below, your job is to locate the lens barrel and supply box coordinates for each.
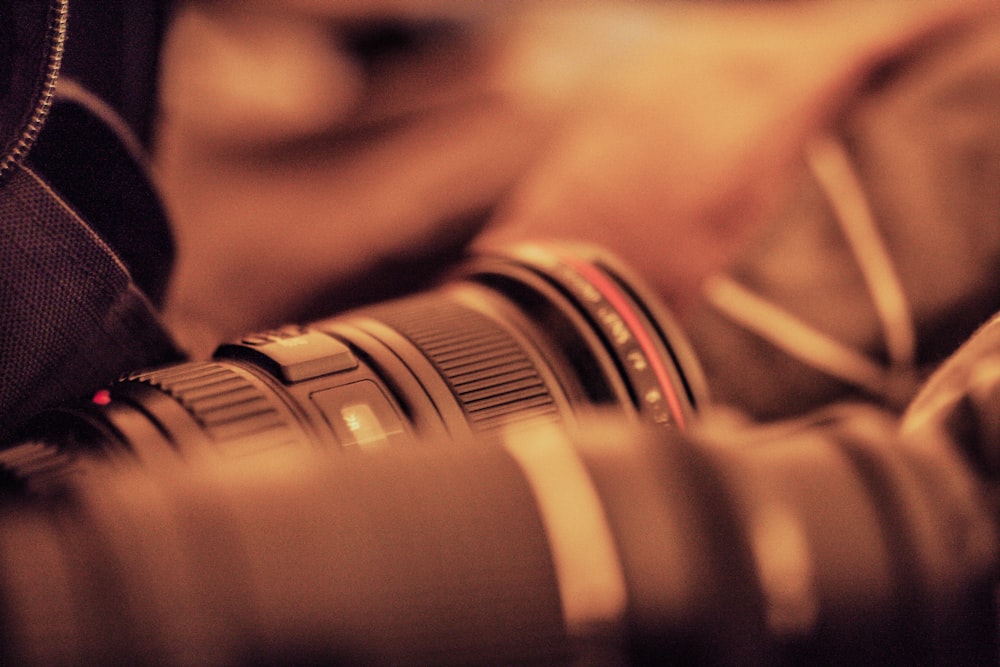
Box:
[13,243,704,468]
[0,244,996,665]
[0,407,994,665]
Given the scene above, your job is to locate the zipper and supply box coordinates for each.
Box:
[0,0,69,180]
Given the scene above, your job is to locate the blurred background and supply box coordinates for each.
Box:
[2,2,999,663]
[151,0,1000,420]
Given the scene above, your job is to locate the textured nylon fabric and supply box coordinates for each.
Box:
[0,0,179,444]
[0,163,180,443]
[29,80,175,304]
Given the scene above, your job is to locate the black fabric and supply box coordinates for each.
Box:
[28,80,175,304]
[59,0,172,146]
[0,0,61,173]
[904,310,1000,508]
[0,163,180,444]
[0,0,181,444]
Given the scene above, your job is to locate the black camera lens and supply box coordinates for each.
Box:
[1,245,995,666]
[12,243,705,470]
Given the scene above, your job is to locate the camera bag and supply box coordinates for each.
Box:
[0,0,181,443]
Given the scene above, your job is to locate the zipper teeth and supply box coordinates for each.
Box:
[0,0,69,180]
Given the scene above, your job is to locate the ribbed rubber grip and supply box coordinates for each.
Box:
[125,362,289,443]
[374,298,558,431]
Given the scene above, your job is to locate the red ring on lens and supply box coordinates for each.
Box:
[547,248,688,431]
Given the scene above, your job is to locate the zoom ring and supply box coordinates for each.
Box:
[125,362,290,443]
[375,299,559,431]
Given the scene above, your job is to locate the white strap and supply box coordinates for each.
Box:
[806,134,916,370]
[703,275,894,398]
[703,134,917,402]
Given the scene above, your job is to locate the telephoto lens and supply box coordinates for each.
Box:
[1,243,996,665]
[0,407,995,664]
[4,242,705,489]
[0,241,706,664]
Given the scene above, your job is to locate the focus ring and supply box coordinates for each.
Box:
[372,298,559,431]
[124,362,290,443]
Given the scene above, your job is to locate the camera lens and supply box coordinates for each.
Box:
[1,246,995,665]
[13,243,705,468]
